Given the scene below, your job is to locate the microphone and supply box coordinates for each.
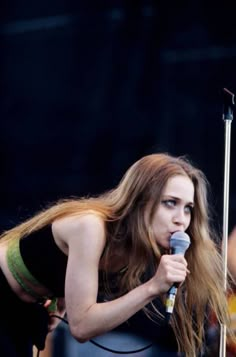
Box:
[165,231,191,321]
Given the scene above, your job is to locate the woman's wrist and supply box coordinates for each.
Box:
[144,278,160,300]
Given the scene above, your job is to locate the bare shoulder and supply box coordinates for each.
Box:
[52,213,105,249]
[229,226,236,241]
[228,226,236,253]
[228,226,236,277]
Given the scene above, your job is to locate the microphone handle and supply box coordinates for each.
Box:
[166,284,178,322]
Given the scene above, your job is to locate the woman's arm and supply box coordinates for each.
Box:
[53,215,188,343]
[228,226,236,279]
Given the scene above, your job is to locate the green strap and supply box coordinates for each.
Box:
[7,239,42,299]
[6,238,58,311]
[7,239,40,284]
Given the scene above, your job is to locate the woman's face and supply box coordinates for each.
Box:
[150,175,194,250]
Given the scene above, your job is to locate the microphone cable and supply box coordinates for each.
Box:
[37,314,153,355]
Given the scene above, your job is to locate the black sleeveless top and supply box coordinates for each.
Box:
[98,270,178,351]
[19,225,67,296]
[19,225,178,351]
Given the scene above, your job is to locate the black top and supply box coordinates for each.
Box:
[19,225,67,296]
[19,225,178,352]
[98,270,178,352]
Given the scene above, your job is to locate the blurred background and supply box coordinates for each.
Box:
[1,1,236,355]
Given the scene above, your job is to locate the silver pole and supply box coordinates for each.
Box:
[219,88,234,357]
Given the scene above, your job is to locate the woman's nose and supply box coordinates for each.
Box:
[173,209,187,227]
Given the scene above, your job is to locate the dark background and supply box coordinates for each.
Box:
[1,1,236,234]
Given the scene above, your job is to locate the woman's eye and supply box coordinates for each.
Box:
[184,205,193,214]
[162,200,193,214]
[162,199,176,208]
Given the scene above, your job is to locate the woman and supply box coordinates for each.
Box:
[0,153,232,357]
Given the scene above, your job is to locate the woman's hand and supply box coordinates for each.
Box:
[44,297,66,332]
[152,254,189,295]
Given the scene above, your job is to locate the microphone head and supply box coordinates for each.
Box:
[170,231,191,255]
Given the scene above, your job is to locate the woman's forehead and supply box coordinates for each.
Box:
[162,175,194,203]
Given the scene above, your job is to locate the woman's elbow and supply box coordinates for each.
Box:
[69,322,92,343]
[74,335,89,344]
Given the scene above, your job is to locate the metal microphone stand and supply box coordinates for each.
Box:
[219,88,234,357]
